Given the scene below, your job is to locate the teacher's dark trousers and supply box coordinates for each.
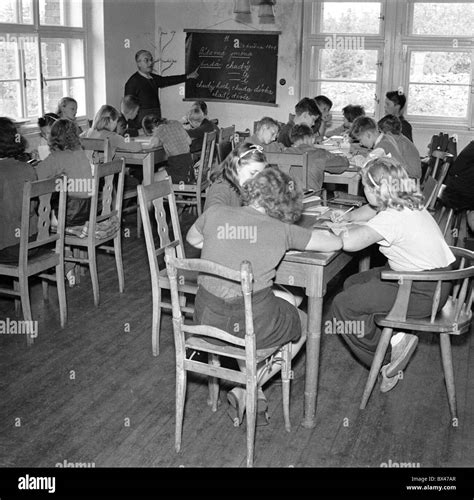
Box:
[330,265,451,368]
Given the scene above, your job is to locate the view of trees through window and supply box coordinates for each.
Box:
[0,0,85,120]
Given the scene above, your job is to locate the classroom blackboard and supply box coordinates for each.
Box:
[184,29,279,106]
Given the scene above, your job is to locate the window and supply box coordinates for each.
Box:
[0,0,86,121]
[302,0,474,128]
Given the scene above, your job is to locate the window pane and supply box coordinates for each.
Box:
[408,84,469,118]
[0,81,22,118]
[0,35,20,79]
[43,78,85,115]
[412,3,474,36]
[41,38,85,78]
[39,0,83,28]
[26,78,40,117]
[409,51,471,85]
[0,0,33,23]
[319,49,378,80]
[320,81,376,113]
[321,2,381,34]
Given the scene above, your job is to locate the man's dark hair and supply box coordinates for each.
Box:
[386,91,407,112]
[314,95,333,110]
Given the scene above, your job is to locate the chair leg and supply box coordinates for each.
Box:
[88,246,100,306]
[151,286,161,357]
[42,280,49,301]
[207,354,220,412]
[113,236,125,294]
[137,209,142,238]
[56,265,67,328]
[175,366,186,453]
[360,327,393,410]
[281,344,292,432]
[13,280,21,315]
[18,275,33,346]
[440,333,457,420]
[245,382,257,468]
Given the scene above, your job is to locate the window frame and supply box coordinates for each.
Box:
[302,0,474,130]
[0,0,87,122]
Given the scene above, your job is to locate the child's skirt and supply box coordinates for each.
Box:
[194,285,302,350]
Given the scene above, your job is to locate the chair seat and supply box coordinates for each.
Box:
[0,250,57,277]
[376,299,472,334]
[173,180,209,194]
[158,267,198,293]
[186,335,280,362]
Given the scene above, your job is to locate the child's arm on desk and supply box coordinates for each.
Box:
[340,225,382,252]
[186,223,203,249]
[342,204,377,222]
[305,230,343,252]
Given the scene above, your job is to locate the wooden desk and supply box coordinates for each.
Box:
[115,146,167,186]
[275,213,356,428]
[324,169,361,195]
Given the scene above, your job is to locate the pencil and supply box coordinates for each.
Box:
[334,206,354,222]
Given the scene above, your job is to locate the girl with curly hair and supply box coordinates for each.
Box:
[330,157,455,392]
[187,166,342,425]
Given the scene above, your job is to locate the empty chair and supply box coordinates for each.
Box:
[137,177,197,356]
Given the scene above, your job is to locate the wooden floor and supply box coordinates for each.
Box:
[1,212,473,469]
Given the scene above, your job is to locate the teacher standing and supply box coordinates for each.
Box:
[124,49,199,125]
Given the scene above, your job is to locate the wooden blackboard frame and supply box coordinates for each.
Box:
[184,29,281,107]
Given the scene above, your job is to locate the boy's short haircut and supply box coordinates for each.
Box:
[342,105,365,123]
[295,97,321,118]
[122,95,140,113]
[256,116,280,133]
[289,124,313,143]
[193,101,208,116]
[314,95,333,110]
[350,116,377,138]
[141,114,161,135]
[386,90,407,111]
[378,114,402,135]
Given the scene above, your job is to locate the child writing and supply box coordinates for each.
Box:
[204,143,267,211]
[330,157,455,392]
[142,114,194,184]
[326,105,365,138]
[247,117,285,153]
[187,167,342,424]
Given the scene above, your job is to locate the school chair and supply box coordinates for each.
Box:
[80,137,142,238]
[0,176,68,345]
[64,159,125,306]
[422,152,452,212]
[217,125,235,163]
[360,246,474,421]
[164,254,294,467]
[137,177,197,356]
[265,151,309,191]
[172,130,217,216]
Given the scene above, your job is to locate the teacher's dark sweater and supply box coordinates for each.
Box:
[124,72,187,119]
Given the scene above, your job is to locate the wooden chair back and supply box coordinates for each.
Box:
[265,151,309,190]
[422,155,451,211]
[217,125,235,163]
[80,137,112,165]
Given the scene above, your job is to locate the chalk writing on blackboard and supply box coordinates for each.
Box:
[184,30,280,106]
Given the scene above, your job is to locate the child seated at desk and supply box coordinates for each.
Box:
[84,105,142,155]
[142,114,194,184]
[187,167,342,425]
[247,117,285,153]
[36,113,59,160]
[285,124,350,190]
[56,97,83,134]
[326,105,365,139]
[204,143,267,211]
[330,157,454,392]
